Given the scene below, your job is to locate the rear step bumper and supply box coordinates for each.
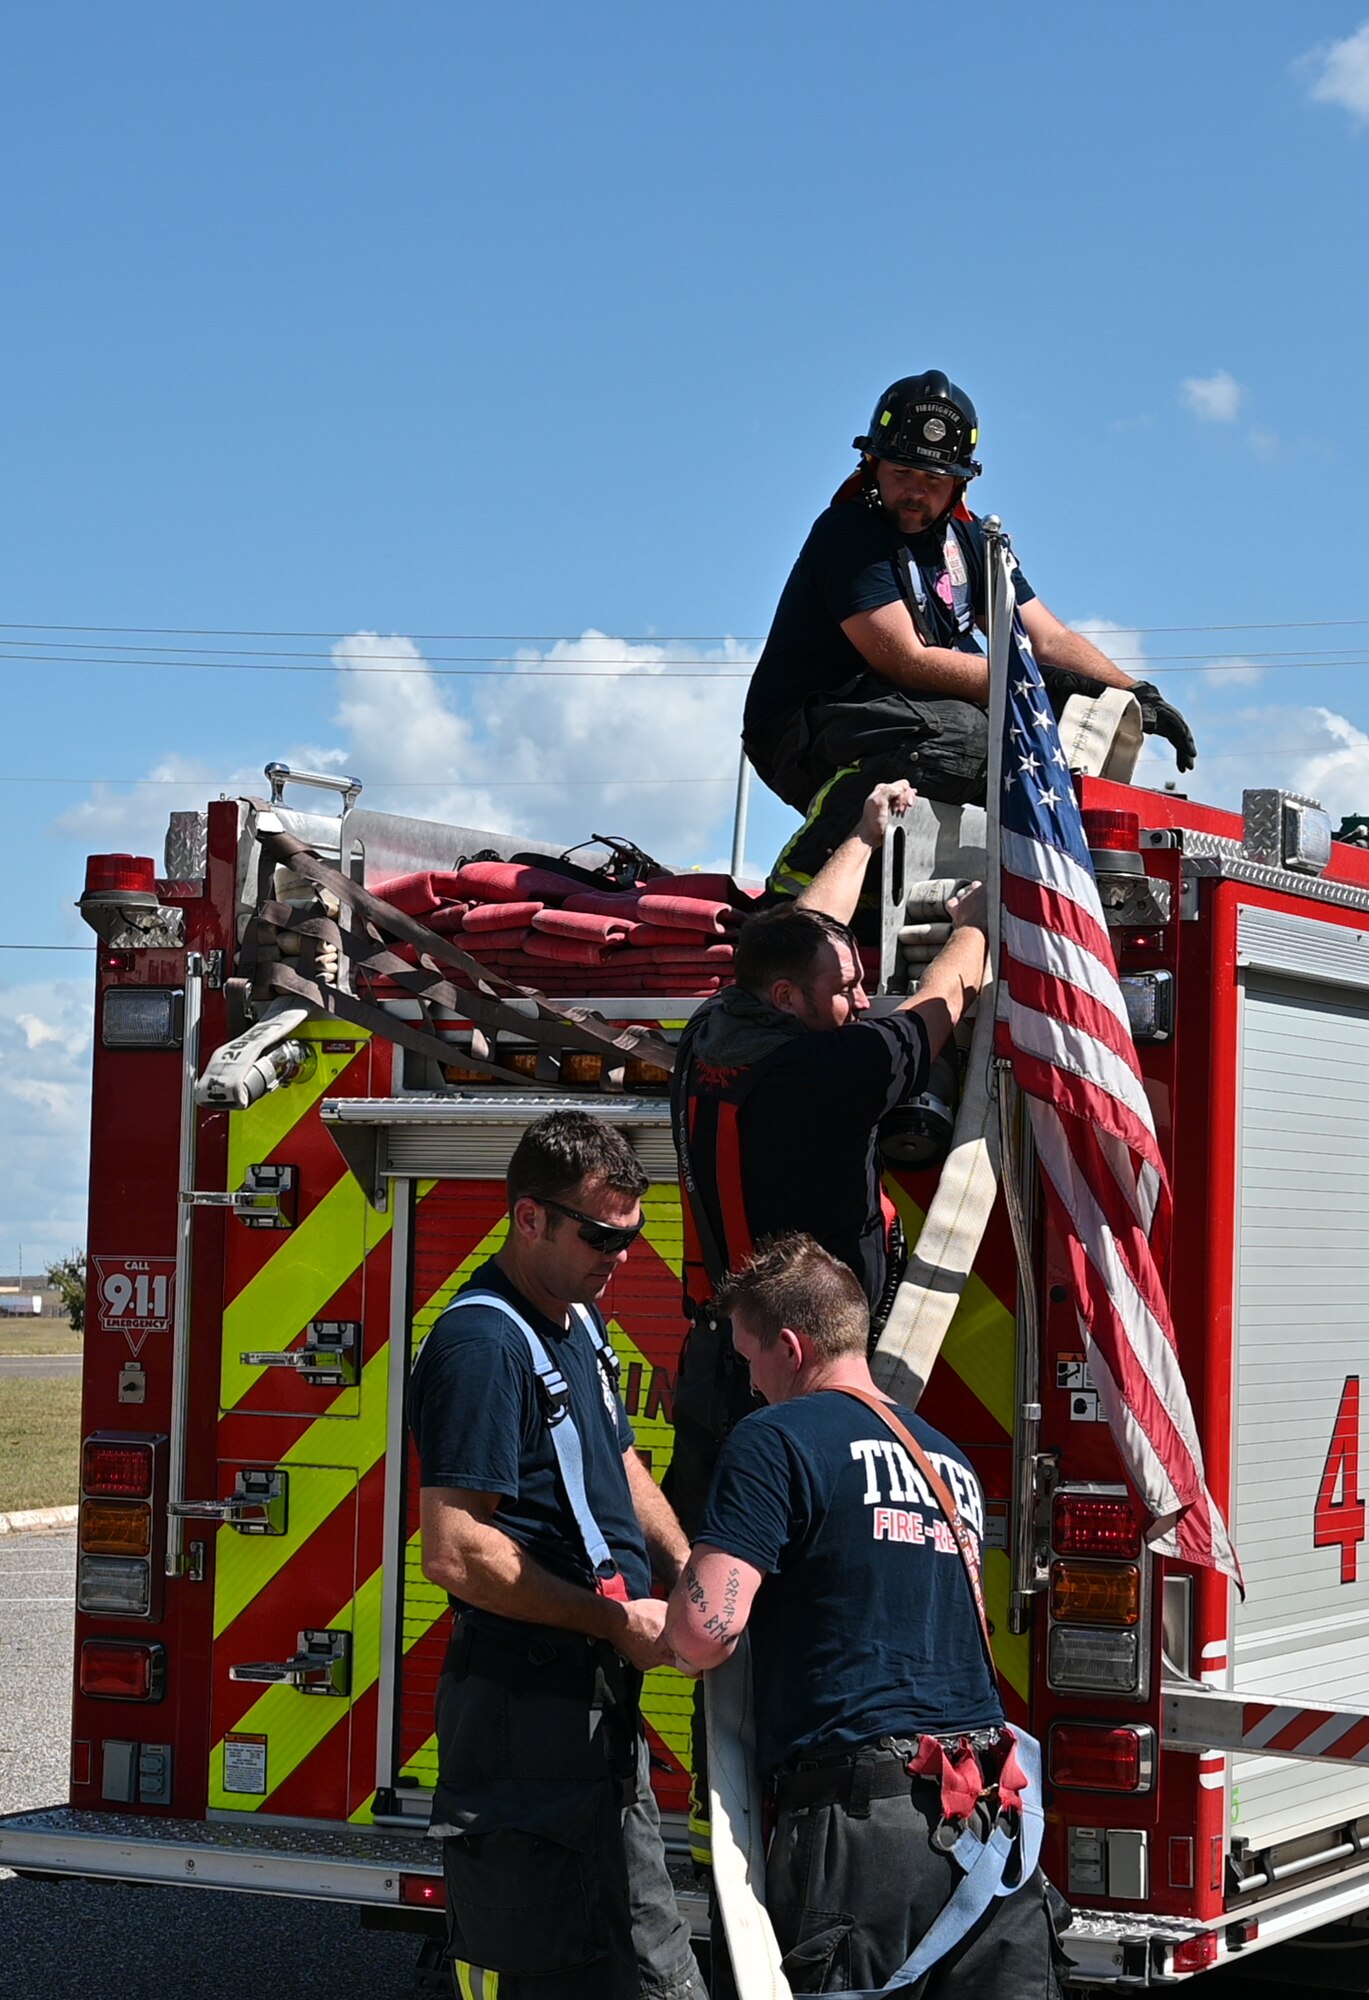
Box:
[0,1804,707,1930]
[0,1805,438,1904]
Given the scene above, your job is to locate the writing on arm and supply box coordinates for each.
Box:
[664,1543,764,1674]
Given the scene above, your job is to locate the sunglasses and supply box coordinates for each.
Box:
[539,1197,644,1256]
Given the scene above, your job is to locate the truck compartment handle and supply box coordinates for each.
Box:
[229,1629,352,1696]
[265,762,363,814]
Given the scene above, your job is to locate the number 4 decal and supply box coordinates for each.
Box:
[1314,1376,1366,1584]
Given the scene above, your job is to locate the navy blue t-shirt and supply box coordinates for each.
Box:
[697,1393,1002,1775]
[744,502,1035,740]
[687,1005,929,1309]
[408,1257,652,1612]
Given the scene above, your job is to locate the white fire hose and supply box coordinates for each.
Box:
[704,526,1030,1997]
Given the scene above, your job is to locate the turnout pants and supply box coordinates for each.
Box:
[766,1742,1071,1996]
[747,678,988,902]
[432,1619,703,2000]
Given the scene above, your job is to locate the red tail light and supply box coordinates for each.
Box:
[1053,1491,1143,1559]
[1171,1935,1220,1973]
[83,1440,155,1498]
[79,1640,165,1702]
[1050,1722,1153,1792]
[399,1873,445,1908]
[1082,808,1140,852]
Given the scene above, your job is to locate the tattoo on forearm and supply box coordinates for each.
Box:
[700,1565,742,1641]
[682,1562,706,1609]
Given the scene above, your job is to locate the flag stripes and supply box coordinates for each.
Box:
[990,572,1239,1585]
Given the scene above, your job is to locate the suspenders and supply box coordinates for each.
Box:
[448,1291,631,1602]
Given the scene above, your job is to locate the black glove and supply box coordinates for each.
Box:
[1129,681,1197,772]
[1037,662,1107,721]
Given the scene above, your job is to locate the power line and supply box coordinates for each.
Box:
[0,637,755,665]
[0,943,95,952]
[4,640,1369,678]
[5,633,1369,665]
[0,737,1364,798]
[0,648,747,679]
[6,615,1369,640]
[0,774,734,788]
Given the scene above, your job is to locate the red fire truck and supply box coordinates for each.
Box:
[3,762,1369,1988]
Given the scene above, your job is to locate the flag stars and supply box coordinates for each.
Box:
[1037,784,1062,811]
[1029,706,1053,732]
[1018,750,1042,778]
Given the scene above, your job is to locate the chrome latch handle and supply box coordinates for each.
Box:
[180,1164,297,1231]
[239,1322,358,1388]
[168,1469,288,1536]
[230,1628,351,1697]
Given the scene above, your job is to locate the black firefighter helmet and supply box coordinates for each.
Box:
[855,370,983,482]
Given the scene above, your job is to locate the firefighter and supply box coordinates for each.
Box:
[410,1110,705,2000]
[665,1234,1071,1996]
[743,369,1197,898]
[666,776,986,1537]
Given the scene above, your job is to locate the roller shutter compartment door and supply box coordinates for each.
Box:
[1230,974,1369,1849]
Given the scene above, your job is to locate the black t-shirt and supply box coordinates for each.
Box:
[407,1257,652,1611]
[744,502,1035,740]
[697,1393,1002,1775]
[726,1010,930,1306]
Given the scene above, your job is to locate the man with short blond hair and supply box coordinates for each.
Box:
[666,1234,1068,1996]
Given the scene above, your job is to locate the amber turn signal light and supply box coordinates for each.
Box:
[80,1499,152,1558]
[1049,1560,1141,1627]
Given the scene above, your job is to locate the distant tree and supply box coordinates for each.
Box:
[45,1251,86,1334]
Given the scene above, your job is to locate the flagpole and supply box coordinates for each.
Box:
[983,520,1045,1633]
[981,515,1011,980]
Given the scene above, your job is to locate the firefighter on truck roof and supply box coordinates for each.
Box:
[409,1111,704,2000]
[743,368,1197,900]
[666,1233,1072,1996]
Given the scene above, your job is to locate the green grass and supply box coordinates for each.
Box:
[0,1319,82,1357]
[0,1377,82,1512]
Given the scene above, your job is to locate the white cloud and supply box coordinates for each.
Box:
[1162,702,1369,820]
[1181,371,1244,424]
[15,1013,64,1050]
[1299,21,1369,124]
[1287,706,1369,818]
[26,629,754,1267]
[1200,656,1265,689]
[49,630,754,877]
[329,628,752,869]
[0,978,93,1264]
[49,751,257,857]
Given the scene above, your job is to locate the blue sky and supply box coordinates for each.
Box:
[3,0,1369,1271]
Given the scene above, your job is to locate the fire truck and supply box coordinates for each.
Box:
[3,760,1369,1989]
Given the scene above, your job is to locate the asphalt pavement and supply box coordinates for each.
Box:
[0,1529,423,1998]
[0,1529,1357,1997]
[0,1356,82,1378]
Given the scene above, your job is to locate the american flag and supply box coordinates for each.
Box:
[992,581,1241,1585]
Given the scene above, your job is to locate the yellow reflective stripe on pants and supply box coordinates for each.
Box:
[453,1962,499,2000]
[688,1768,712,1866]
[766,761,862,899]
